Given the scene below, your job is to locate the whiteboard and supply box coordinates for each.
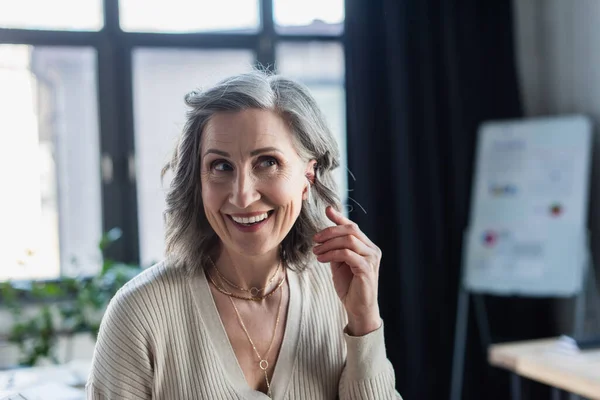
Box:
[463,115,592,296]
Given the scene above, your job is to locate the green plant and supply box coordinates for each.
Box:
[0,228,143,366]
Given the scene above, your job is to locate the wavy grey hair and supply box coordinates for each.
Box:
[162,70,341,273]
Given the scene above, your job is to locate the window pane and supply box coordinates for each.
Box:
[120,0,259,33]
[274,0,344,35]
[276,42,348,208]
[0,0,103,31]
[0,46,102,280]
[133,48,254,266]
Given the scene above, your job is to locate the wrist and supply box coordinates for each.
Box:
[346,311,381,336]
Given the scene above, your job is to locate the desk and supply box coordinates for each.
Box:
[0,360,90,400]
[489,338,600,400]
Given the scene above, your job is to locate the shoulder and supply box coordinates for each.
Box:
[114,260,186,304]
[119,260,184,294]
[89,266,172,399]
[103,261,187,331]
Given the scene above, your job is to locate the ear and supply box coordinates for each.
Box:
[302,159,317,200]
[304,159,317,184]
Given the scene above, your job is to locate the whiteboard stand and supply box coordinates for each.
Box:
[449,243,597,400]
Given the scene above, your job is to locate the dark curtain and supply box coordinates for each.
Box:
[344,1,556,399]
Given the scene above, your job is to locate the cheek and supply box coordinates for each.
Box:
[201,180,227,211]
[266,176,304,208]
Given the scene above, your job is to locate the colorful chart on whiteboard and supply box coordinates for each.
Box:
[464,115,592,296]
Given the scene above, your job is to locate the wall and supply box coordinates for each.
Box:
[513,0,600,333]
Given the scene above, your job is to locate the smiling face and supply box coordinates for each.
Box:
[200,108,315,258]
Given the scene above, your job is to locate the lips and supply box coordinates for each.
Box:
[226,210,274,231]
[230,212,270,225]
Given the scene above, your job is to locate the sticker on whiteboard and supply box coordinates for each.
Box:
[489,184,518,197]
[550,203,563,218]
[482,231,497,247]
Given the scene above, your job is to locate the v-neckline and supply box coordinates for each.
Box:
[189,267,304,399]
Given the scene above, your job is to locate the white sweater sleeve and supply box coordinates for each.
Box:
[338,322,403,400]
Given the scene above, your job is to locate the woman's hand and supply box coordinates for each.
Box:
[312,206,382,336]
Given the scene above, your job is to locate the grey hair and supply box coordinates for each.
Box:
[162,70,341,273]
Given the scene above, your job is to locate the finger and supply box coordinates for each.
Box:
[313,235,371,257]
[316,249,374,276]
[314,223,372,248]
[325,206,351,226]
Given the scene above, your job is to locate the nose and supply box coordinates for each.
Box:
[229,169,260,209]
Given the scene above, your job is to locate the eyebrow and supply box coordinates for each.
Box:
[203,147,283,158]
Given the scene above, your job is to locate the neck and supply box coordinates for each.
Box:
[214,246,282,291]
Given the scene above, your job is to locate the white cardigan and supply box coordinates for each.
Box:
[86,261,401,399]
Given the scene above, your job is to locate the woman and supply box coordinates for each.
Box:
[87,71,401,399]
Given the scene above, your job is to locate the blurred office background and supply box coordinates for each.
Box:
[1,0,600,399]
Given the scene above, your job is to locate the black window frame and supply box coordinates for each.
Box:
[0,0,344,277]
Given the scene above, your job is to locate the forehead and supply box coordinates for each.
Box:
[201,109,298,155]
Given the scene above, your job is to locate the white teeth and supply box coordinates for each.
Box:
[231,212,269,224]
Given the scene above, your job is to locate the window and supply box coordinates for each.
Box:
[274,0,344,35]
[0,45,101,280]
[0,0,103,31]
[0,0,345,280]
[119,0,260,33]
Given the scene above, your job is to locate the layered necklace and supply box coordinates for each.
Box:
[215,258,282,298]
[207,257,286,301]
[207,257,286,397]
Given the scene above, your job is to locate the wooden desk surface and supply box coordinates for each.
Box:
[489,338,600,400]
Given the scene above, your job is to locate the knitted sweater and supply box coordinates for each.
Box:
[86,261,401,399]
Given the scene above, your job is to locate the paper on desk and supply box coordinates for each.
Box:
[17,382,84,400]
[555,335,581,354]
[0,391,27,400]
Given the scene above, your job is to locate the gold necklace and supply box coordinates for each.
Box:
[213,258,282,297]
[224,273,285,398]
[207,267,286,302]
